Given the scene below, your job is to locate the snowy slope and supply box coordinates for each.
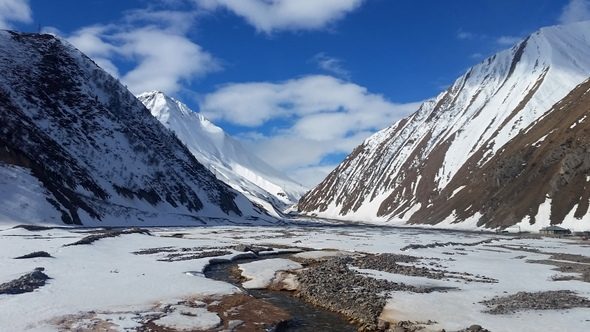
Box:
[138,91,307,216]
[299,21,590,230]
[0,30,269,226]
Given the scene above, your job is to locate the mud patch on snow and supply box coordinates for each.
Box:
[205,293,291,331]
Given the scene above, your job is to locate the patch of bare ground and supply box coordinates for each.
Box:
[296,256,437,332]
[351,253,497,283]
[205,293,291,331]
[378,319,439,332]
[527,258,590,283]
[480,290,590,314]
[51,312,120,332]
[64,228,151,246]
[400,239,500,251]
[159,250,233,262]
[380,319,491,332]
[493,245,590,282]
[57,294,291,332]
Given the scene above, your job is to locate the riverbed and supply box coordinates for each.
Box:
[1,224,590,331]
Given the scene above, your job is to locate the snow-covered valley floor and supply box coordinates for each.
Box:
[1,224,589,332]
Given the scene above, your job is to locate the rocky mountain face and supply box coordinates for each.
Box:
[0,31,266,226]
[137,91,307,217]
[298,21,590,231]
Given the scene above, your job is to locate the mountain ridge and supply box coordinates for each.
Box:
[0,30,268,226]
[298,20,590,231]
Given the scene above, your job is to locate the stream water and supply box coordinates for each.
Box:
[203,257,357,332]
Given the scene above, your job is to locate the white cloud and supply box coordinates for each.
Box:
[117,27,218,94]
[312,52,350,79]
[559,0,590,24]
[194,0,365,33]
[60,10,218,94]
[290,165,338,188]
[456,30,474,40]
[201,75,422,186]
[496,35,521,46]
[66,26,120,77]
[0,0,32,29]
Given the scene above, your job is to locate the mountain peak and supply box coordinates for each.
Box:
[138,92,307,216]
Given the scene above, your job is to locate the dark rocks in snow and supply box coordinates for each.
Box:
[158,250,232,262]
[64,228,151,246]
[400,239,497,251]
[132,246,177,255]
[14,251,52,259]
[233,244,273,255]
[456,325,490,332]
[0,267,50,295]
[12,225,54,231]
[480,290,590,314]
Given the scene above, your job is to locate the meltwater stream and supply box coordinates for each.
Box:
[203,257,357,332]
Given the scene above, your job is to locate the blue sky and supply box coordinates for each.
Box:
[3,0,589,186]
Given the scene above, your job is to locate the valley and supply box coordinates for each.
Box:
[2,2,590,332]
[1,224,589,331]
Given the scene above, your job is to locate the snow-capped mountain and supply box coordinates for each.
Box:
[0,31,268,226]
[298,21,590,231]
[137,91,307,216]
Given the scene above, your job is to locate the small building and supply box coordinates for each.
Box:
[539,226,571,236]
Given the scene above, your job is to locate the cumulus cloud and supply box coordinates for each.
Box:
[311,52,350,79]
[117,27,218,94]
[60,10,218,94]
[66,26,120,77]
[0,0,32,29]
[201,75,422,186]
[559,0,590,24]
[194,0,365,33]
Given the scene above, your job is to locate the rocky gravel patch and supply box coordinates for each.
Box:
[496,247,590,283]
[158,250,233,262]
[528,259,590,283]
[351,253,496,284]
[0,267,50,295]
[64,228,151,246]
[480,290,590,314]
[133,246,235,262]
[14,251,52,259]
[132,246,178,255]
[233,244,274,255]
[296,256,429,331]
